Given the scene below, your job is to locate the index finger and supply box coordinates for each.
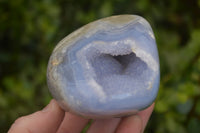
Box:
[138,103,155,132]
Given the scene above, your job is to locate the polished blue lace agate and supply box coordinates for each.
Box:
[47,15,160,118]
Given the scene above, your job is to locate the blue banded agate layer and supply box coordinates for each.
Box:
[47,15,160,118]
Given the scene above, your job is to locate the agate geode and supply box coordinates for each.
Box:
[47,15,160,118]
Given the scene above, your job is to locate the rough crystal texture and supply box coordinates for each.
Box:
[47,15,160,118]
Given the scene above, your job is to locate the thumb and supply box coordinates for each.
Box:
[8,99,64,133]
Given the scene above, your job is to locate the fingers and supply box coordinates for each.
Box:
[8,100,65,133]
[87,118,121,133]
[116,115,142,133]
[56,112,89,133]
[8,100,154,133]
[138,103,155,132]
[116,103,154,133]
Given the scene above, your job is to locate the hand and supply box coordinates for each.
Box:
[8,99,154,133]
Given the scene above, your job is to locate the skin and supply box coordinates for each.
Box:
[8,99,154,133]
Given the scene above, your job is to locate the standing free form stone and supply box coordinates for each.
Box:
[47,15,160,118]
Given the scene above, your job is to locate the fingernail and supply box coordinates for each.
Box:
[42,100,54,112]
[132,115,143,133]
[133,115,141,122]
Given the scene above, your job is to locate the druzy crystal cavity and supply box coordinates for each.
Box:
[47,15,160,118]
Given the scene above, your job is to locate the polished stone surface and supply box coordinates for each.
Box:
[47,15,160,118]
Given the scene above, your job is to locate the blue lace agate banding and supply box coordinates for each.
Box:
[47,15,160,118]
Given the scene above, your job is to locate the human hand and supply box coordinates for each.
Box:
[8,99,154,133]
